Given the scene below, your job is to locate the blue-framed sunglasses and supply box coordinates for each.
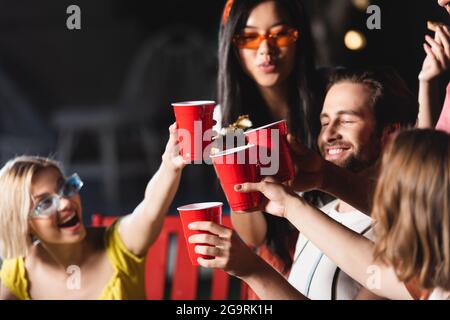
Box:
[29,173,84,218]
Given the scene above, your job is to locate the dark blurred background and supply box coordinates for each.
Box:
[0,0,448,222]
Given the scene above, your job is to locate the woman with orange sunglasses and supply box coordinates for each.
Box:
[214,0,327,299]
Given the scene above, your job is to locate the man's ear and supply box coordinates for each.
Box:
[380,123,401,148]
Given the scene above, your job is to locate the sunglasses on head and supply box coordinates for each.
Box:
[29,173,83,218]
[233,27,299,50]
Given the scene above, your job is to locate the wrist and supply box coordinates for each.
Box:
[284,193,304,222]
[419,78,439,87]
[160,159,182,175]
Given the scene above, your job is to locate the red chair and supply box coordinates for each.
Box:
[91,214,248,300]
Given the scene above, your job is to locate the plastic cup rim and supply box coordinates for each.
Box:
[177,202,224,211]
[244,119,287,135]
[172,100,216,107]
[209,144,256,158]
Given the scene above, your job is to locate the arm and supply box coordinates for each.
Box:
[418,79,441,128]
[230,210,267,247]
[118,123,187,257]
[285,196,411,300]
[188,221,308,300]
[237,180,413,300]
[239,254,308,300]
[417,26,450,128]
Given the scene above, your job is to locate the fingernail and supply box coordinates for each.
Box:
[188,223,195,229]
[234,184,242,191]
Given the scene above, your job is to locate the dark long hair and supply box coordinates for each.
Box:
[217,0,323,272]
[218,0,321,146]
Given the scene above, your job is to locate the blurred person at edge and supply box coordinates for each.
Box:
[417,0,450,132]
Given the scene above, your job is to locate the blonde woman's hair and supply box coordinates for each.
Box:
[373,129,450,291]
[0,156,63,259]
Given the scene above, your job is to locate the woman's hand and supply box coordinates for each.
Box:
[188,221,310,300]
[188,222,261,278]
[419,26,450,82]
[234,177,298,218]
[161,123,188,172]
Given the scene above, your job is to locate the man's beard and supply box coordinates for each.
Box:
[334,153,377,173]
[321,140,381,173]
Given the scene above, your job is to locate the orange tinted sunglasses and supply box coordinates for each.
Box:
[233,27,299,50]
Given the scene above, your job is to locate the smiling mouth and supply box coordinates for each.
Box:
[325,146,351,158]
[58,212,80,229]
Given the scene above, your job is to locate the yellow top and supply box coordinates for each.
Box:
[0,220,146,300]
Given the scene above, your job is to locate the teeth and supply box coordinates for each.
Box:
[60,213,76,225]
[328,149,344,155]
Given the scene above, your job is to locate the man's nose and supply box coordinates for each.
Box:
[321,123,342,142]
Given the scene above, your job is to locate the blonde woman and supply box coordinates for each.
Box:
[0,123,187,300]
[189,129,450,299]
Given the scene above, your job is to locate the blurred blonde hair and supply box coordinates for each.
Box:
[0,156,63,259]
[373,129,450,291]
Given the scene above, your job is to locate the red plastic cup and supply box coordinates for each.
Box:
[172,100,215,162]
[210,144,261,212]
[245,120,295,182]
[177,202,223,266]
